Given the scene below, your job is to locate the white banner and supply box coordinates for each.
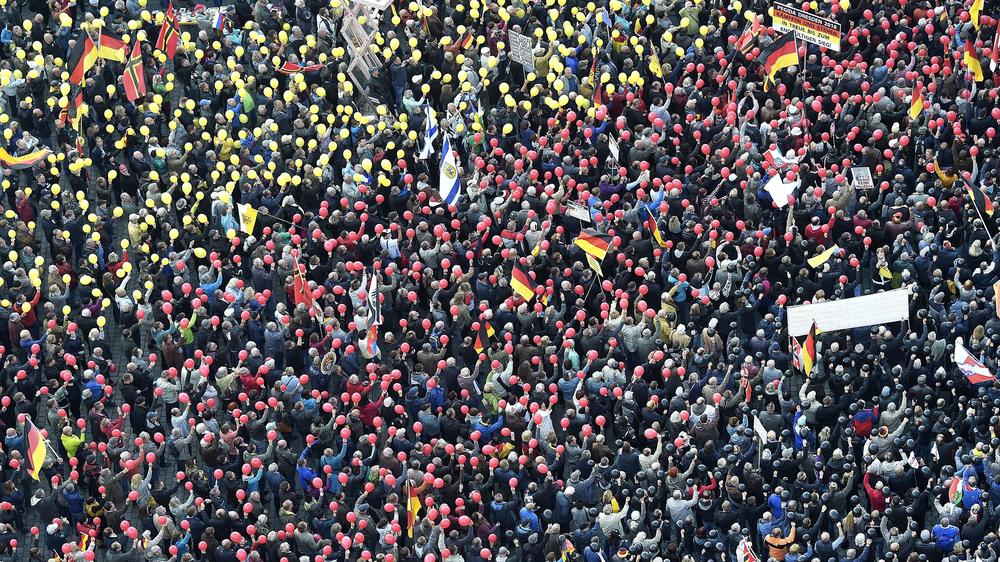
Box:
[786,288,910,336]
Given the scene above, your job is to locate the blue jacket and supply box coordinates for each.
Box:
[932,524,960,551]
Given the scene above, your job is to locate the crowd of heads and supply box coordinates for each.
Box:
[0,0,999,561]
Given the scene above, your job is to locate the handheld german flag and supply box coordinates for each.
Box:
[66,31,98,86]
[96,31,127,62]
[0,147,51,170]
[965,40,984,82]
[511,263,538,301]
[759,32,798,92]
[122,40,147,102]
[638,207,667,248]
[967,179,995,217]
[574,229,613,261]
[155,2,180,59]
[25,419,48,480]
[909,82,925,120]
[473,321,495,353]
[800,322,817,376]
[406,480,422,538]
[458,31,474,50]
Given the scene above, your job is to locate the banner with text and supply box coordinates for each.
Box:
[772,3,841,52]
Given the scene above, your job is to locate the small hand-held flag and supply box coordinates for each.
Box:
[909,82,925,120]
[793,322,817,376]
[967,179,994,217]
[237,203,258,235]
[965,40,984,82]
[511,263,538,302]
[955,339,996,383]
[419,105,439,159]
[212,8,226,31]
[25,419,48,480]
[438,136,461,208]
[406,480,422,538]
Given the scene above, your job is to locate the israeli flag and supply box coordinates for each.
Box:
[439,136,461,208]
[419,105,439,160]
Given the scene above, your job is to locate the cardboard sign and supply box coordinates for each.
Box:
[508,31,535,69]
[772,3,841,52]
[851,166,874,190]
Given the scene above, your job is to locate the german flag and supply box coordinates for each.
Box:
[156,2,180,59]
[965,40,985,82]
[639,207,667,248]
[58,85,84,141]
[574,229,613,261]
[967,179,995,217]
[66,31,98,86]
[25,419,47,480]
[800,321,817,376]
[759,32,798,92]
[0,147,51,170]
[406,480,422,538]
[909,82,925,120]
[122,40,147,102]
[96,31,127,62]
[511,263,538,301]
[473,321,495,353]
[458,31,474,49]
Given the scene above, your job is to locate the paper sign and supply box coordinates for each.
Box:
[508,31,535,69]
[566,202,592,223]
[851,166,874,190]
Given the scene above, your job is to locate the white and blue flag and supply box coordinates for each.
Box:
[439,136,461,208]
[419,105,439,160]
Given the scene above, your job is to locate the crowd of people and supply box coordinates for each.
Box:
[0,0,997,560]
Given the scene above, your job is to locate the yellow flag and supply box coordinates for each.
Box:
[807,244,840,268]
[238,203,258,235]
[971,0,983,29]
[649,50,663,79]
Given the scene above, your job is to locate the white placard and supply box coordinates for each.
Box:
[566,202,592,223]
[851,166,874,190]
[786,288,910,337]
[508,31,535,69]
